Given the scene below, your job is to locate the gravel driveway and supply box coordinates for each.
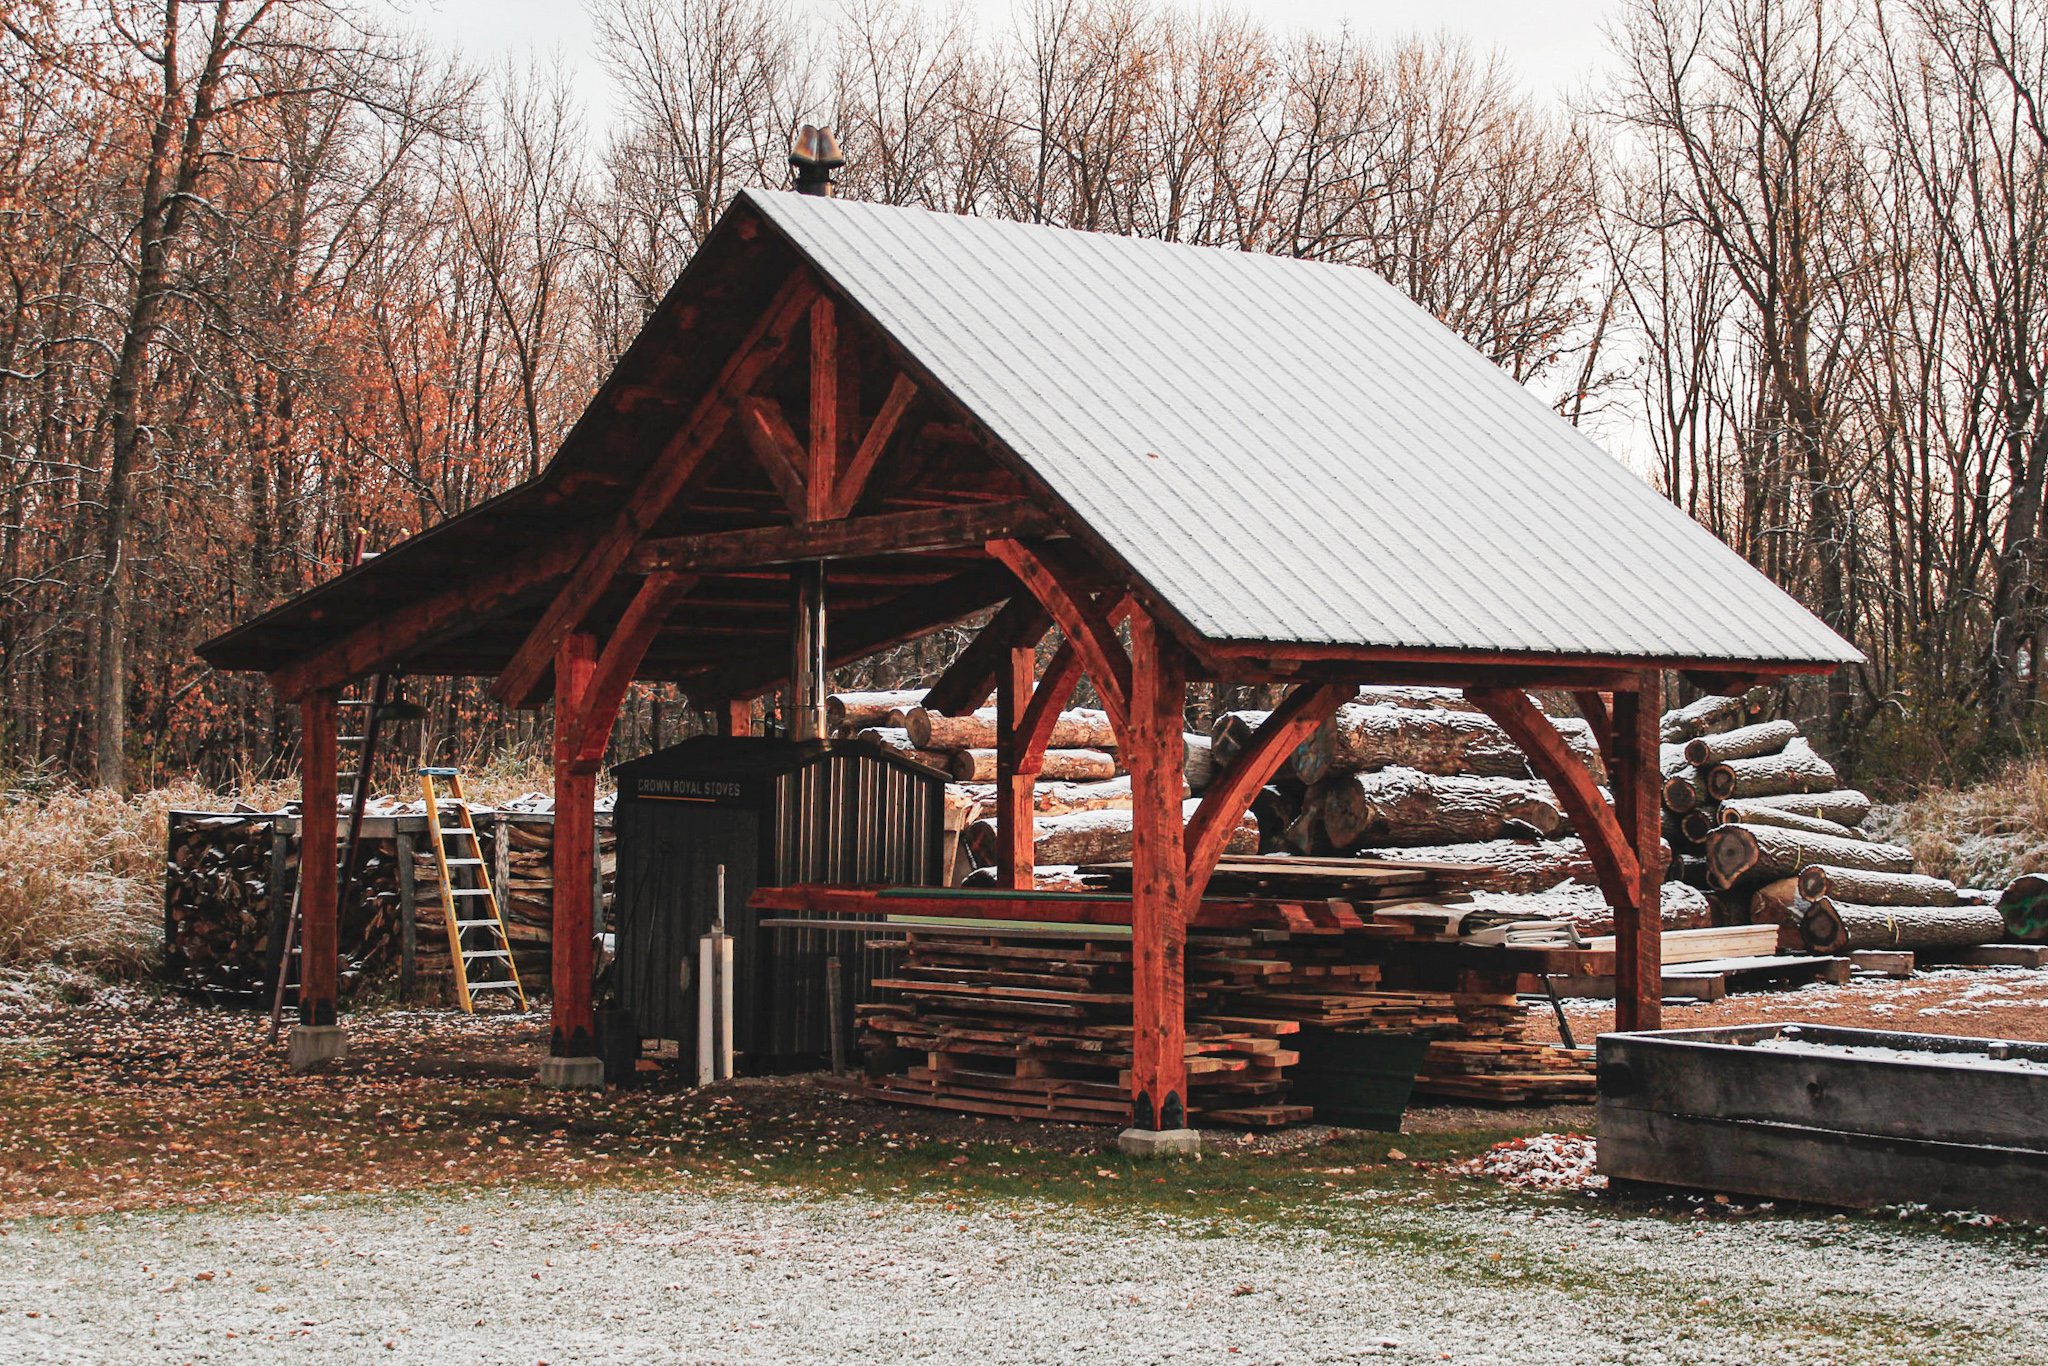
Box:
[3,1180,2040,1364]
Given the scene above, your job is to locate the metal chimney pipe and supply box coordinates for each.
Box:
[789,125,845,197]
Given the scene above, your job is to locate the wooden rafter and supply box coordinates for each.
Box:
[831,373,918,519]
[268,535,592,700]
[737,396,810,518]
[633,502,1054,574]
[1467,687,1639,910]
[1183,682,1352,901]
[920,594,1051,717]
[683,562,1018,706]
[986,539,1131,739]
[493,271,817,707]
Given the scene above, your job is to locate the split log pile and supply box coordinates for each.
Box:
[1660,694,2011,955]
[162,797,616,1004]
[164,809,399,1000]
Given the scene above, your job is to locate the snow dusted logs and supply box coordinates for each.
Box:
[1357,837,1673,896]
[1317,769,1566,849]
[1796,865,1962,907]
[903,706,1118,752]
[1290,702,1605,786]
[946,749,1119,783]
[1800,899,2008,954]
[1682,720,1800,766]
[962,799,1257,868]
[825,690,928,732]
[953,775,1173,819]
[1700,801,1860,842]
[1733,788,1873,827]
[1698,736,1837,801]
[1659,690,1767,744]
[1704,823,1914,891]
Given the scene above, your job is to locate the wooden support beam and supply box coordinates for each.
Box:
[633,501,1055,574]
[720,698,755,736]
[920,593,1051,717]
[1184,682,1352,902]
[682,562,1017,707]
[269,536,591,700]
[1467,687,1639,911]
[298,690,339,1027]
[1126,608,1188,1132]
[831,373,917,519]
[1611,675,1665,1032]
[551,634,599,1060]
[494,271,816,707]
[985,539,1131,739]
[737,395,810,519]
[1572,689,1615,769]
[807,295,859,524]
[995,645,1037,890]
[571,572,697,766]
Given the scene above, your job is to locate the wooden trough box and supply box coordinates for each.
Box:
[1598,1024,2048,1224]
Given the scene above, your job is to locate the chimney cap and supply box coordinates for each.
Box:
[789,124,845,195]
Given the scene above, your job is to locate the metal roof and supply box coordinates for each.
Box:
[744,190,1859,667]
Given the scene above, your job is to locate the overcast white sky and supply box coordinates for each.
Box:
[371,0,1623,132]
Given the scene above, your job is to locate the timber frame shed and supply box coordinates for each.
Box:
[201,180,1858,1132]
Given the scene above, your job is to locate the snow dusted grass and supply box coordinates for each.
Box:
[3,1170,2040,1364]
[1872,751,2048,889]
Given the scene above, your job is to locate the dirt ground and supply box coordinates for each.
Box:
[1528,964,2048,1043]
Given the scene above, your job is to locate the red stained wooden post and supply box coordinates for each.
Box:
[995,644,1037,889]
[1611,673,1663,1031]
[297,690,339,1028]
[549,634,600,1070]
[720,699,755,737]
[1126,610,1189,1132]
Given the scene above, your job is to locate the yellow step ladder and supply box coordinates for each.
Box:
[419,768,526,1013]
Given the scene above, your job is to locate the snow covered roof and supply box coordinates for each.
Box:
[743,190,1858,669]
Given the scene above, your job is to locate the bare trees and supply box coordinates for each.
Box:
[1604,0,2048,771]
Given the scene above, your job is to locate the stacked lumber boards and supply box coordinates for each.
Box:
[1660,695,2010,955]
[855,926,1311,1127]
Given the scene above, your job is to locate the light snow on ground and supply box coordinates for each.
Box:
[3,1180,2041,1364]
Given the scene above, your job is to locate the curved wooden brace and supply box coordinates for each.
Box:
[921,594,1051,717]
[1183,682,1353,901]
[1467,687,1640,911]
[570,571,698,766]
[985,539,1131,740]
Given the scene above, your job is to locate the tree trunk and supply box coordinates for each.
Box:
[948,748,1117,783]
[1700,737,1837,801]
[963,799,1253,868]
[906,705,1118,751]
[1716,800,1859,840]
[1801,899,2005,954]
[827,689,927,733]
[1796,865,1960,907]
[1704,824,1913,891]
[1682,719,1799,766]
[1316,768,1565,850]
[1291,701,1604,786]
[1745,876,1806,951]
[1727,788,1872,827]
[1182,733,1213,794]
[1659,691,1766,743]
[1998,873,2048,943]
[1209,710,1269,771]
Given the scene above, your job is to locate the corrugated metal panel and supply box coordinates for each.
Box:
[612,737,942,1067]
[744,190,1860,668]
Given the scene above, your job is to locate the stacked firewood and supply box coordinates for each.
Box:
[1659,695,2006,954]
[163,809,403,1000]
[163,796,616,1004]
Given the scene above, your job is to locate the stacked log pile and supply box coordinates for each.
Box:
[162,796,616,1005]
[1660,695,2007,954]
[164,809,400,1000]
[828,691,1224,876]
